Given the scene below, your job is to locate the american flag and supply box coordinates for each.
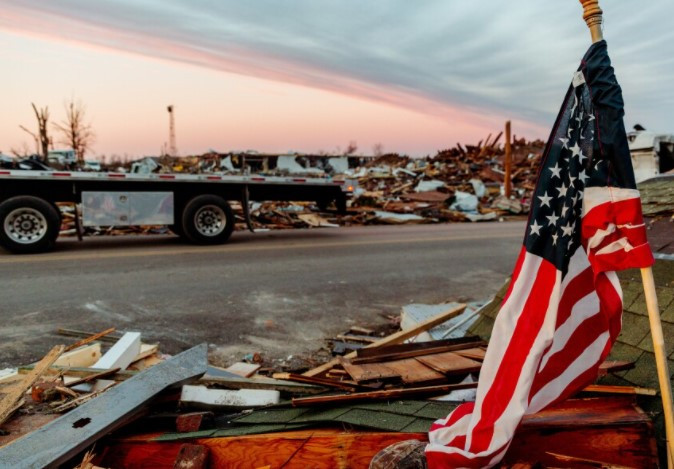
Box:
[425,40,654,468]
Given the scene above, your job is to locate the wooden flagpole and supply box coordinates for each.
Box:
[579,1,674,465]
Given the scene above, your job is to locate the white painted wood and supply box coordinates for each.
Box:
[180,385,280,408]
[93,332,141,370]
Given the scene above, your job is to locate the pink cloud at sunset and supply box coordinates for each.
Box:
[2,1,672,159]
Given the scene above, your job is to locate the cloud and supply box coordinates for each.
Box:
[1,0,673,135]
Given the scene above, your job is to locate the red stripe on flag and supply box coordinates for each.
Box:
[467,257,557,453]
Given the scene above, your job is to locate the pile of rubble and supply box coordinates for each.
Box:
[0,296,660,467]
[342,134,544,225]
[55,133,545,236]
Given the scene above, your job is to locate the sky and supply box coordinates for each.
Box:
[2,1,673,159]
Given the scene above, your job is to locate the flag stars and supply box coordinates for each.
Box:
[546,212,560,227]
[550,163,562,179]
[568,174,577,187]
[578,150,588,164]
[538,192,552,208]
[570,142,582,159]
[556,182,569,198]
[552,233,559,246]
[561,222,574,237]
[530,220,543,236]
[559,137,569,149]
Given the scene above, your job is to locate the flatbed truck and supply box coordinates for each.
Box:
[0,169,352,254]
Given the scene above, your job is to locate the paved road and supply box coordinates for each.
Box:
[0,223,524,368]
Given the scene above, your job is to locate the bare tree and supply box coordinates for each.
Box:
[22,103,50,162]
[53,98,95,163]
[372,143,384,156]
[10,142,32,158]
[344,140,358,156]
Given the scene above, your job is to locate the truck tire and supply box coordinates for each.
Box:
[181,195,234,245]
[0,196,61,254]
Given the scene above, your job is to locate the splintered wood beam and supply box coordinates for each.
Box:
[303,304,466,377]
[0,345,64,426]
[292,382,478,406]
[64,327,116,352]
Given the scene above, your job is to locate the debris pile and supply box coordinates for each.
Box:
[53,134,545,236]
[0,296,659,467]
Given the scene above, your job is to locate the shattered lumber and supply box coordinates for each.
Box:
[0,345,64,426]
[291,382,478,406]
[198,375,326,395]
[0,344,207,468]
[303,303,466,377]
[57,328,120,344]
[64,327,116,352]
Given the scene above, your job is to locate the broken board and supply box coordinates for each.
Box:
[0,344,207,468]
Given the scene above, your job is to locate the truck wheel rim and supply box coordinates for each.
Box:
[4,208,48,244]
[194,205,226,236]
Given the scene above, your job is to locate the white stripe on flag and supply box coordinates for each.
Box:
[538,290,599,370]
[528,331,610,413]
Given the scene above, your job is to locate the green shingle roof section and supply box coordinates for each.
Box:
[153,400,459,440]
[639,177,674,217]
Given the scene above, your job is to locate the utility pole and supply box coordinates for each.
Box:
[504,121,512,198]
[167,105,177,157]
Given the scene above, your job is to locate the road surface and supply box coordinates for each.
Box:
[0,222,524,368]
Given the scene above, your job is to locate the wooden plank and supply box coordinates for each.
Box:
[292,382,478,406]
[54,343,102,368]
[0,345,64,426]
[598,360,635,375]
[415,352,483,375]
[222,362,260,378]
[453,347,487,361]
[339,361,400,382]
[98,430,426,469]
[94,332,141,370]
[197,375,326,395]
[303,304,466,377]
[0,344,207,468]
[271,373,359,391]
[57,328,120,344]
[19,366,137,381]
[355,336,483,359]
[64,368,121,388]
[335,334,378,344]
[352,341,486,365]
[180,385,279,409]
[340,358,445,384]
[583,384,657,396]
[377,359,446,384]
[64,327,116,352]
